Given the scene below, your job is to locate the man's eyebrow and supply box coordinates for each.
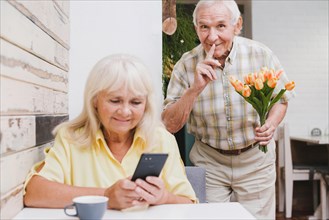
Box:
[198,19,227,25]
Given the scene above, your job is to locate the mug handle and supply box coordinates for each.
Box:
[64,203,78,217]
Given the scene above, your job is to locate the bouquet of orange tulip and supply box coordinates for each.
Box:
[229,67,295,153]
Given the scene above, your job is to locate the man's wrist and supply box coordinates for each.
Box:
[185,87,201,101]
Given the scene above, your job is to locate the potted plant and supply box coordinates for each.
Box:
[162,3,198,165]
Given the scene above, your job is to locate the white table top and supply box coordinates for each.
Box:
[13,202,255,220]
[290,135,329,145]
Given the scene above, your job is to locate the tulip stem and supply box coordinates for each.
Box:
[259,115,268,153]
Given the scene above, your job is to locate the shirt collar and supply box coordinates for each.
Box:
[227,36,239,65]
[95,128,147,151]
[131,128,147,150]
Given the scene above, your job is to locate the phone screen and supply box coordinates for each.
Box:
[131,153,168,181]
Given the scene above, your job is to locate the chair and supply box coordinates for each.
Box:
[185,166,206,203]
[277,123,322,218]
[315,167,329,219]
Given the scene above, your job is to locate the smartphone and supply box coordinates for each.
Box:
[131,153,169,181]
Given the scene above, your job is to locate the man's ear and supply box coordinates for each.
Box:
[234,16,243,35]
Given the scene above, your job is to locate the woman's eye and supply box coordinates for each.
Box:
[109,99,120,103]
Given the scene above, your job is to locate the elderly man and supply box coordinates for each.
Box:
[162,0,295,218]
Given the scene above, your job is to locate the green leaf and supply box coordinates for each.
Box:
[235,91,262,115]
[252,96,263,115]
[263,82,271,96]
[250,86,258,97]
[247,99,262,116]
[266,87,275,101]
[252,96,262,108]
[259,91,269,116]
[268,89,286,111]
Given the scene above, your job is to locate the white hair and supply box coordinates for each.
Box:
[193,0,241,26]
[53,54,163,148]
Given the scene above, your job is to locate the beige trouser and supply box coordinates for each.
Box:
[190,139,276,220]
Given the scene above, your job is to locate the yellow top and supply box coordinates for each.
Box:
[24,126,197,202]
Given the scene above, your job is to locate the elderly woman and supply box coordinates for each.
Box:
[24,54,196,210]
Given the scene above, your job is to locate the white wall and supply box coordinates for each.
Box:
[252,0,328,135]
[69,1,162,119]
[70,1,329,136]
[0,1,69,218]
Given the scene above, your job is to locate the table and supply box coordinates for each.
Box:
[290,135,329,220]
[13,202,256,219]
[290,135,329,145]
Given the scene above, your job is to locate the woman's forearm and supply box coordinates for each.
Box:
[24,175,105,208]
[165,193,194,204]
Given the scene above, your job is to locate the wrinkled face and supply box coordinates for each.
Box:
[195,3,241,59]
[95,88,147,136]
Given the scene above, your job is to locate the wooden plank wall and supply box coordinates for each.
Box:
[0,1,70,218]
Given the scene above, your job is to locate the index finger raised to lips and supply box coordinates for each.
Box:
[206,44,216,59]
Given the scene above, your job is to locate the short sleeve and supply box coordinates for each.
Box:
[23,129,72,194]
[156,128,198,203]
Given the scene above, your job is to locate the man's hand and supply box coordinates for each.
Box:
[193,44,221,93]
[255,102,288,146]
[254,121,276,146]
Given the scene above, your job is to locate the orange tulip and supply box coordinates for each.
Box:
[254,78,264,90]
[257,72,265,82]
[243,74,249,84]
[234,80,244,92]
[262,68,275,80]
[242,85,251,97]
[228,76,238,88]
[264,71,273,81]
[229,67,295,154]
[244,73,255,85]
[229,76,244,92]
[228,76,236,84]
[285,81,295,91]
[275,70,284,79]
[267,78,278,88]
[253,72,258,81]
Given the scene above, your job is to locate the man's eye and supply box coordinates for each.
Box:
[217,24,226,29]
[200,25,208,30]
[132,101,142,105]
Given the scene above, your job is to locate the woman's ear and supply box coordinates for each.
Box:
[93,97,98,109]
[234,16,243,35]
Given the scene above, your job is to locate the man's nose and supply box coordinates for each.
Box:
[208,28,219,41]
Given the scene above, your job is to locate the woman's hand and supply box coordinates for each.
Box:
[104,178,143,210]
[134,177,169,205]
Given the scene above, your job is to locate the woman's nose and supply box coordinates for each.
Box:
[118,104,131,116]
